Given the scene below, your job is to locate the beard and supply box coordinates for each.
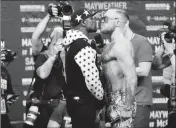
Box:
[88,29,97,33]
[100,28,113,34]
[88,26,97,33]
[100,24,113,34]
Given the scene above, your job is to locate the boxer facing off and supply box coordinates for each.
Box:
[100,8,137,128]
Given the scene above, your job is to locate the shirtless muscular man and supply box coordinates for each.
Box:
[100,8,137,128]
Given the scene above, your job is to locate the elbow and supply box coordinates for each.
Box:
[38,73,47,79]
[31,41,42,56]
[36,70,48,79]
[39,74,47,79]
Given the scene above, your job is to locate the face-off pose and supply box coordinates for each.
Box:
[100,8,137,128]
[102,9,153,128]
[63,8,104,128]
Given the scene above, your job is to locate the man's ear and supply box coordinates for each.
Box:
[125,20,130,27]
[124,20,129,29]
[115,20,120,27]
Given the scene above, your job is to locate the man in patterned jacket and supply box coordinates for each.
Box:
[63,8,104,128]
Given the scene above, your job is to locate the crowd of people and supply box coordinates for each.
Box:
[1,3,175,128]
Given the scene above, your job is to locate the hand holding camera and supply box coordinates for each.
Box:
[48,3,59,17]
[48,2,73,17]
[1,49,17,63]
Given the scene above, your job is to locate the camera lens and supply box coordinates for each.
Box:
[164,33,173,43]
[24,106,39,126]
[62,5,73,15]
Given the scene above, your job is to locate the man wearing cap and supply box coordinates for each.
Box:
[63,8,104,128]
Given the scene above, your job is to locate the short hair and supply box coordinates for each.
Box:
[109,7,129,22]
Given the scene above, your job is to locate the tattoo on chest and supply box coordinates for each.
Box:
[101,43,115,57]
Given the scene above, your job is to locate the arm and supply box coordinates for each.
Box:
[152,46,171,70]
[136,62,152,76]
[163,38,175,74]
[113,40,137,104]
[161,32,175,83]
[36,42,63,79]
[74,46,104,100]
[5,68,14,95]
[170,54,175,84]
[5,68,19,105]
[32,3,59,55]
[136,40,153,76]
[32,14,51,56]
[36,55,57,79]
[170,54,175,73]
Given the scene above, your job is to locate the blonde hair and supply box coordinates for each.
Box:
[109,7,129,22]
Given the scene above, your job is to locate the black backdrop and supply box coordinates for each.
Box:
[1,0,175,127]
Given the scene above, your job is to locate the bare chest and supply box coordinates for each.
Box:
[101,43,116,63]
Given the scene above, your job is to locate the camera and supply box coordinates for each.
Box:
[24,105,39,126]
[48,1,73,35]
[24,98,41,127]
[164,32,175,43]
[57,1,73,17]
[163,22,176,43]
[48,1,73,17]
[1,48,17,63]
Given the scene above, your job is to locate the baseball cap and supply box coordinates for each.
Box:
[71,8,99,26]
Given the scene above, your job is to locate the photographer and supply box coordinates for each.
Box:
[24,29,66,128]
[32,3,61,57]
[152,20,176,128]
[24,4,66,128]
[1,48,19,128]
[152,33,175,83]
[152,20,175,74]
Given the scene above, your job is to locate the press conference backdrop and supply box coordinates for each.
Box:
[1,0,175,127]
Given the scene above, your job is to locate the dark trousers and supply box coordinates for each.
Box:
[133,105,151,128]
[166,111,176,128]
[66,98,96,128]
[23,104,54,128]
[1,114,12,128]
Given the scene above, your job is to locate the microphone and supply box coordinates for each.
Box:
[94,33,104,48]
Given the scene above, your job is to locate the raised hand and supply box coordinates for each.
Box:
[48,3,59,17]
